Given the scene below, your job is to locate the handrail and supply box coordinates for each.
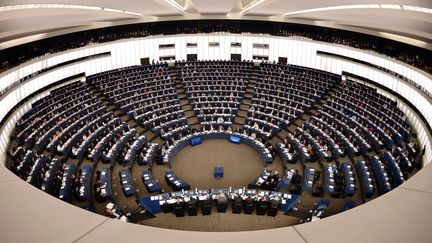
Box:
[318,51,432,103]
[0,52,110,99]
[0,73,85,129]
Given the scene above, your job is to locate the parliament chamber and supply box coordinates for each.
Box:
[0,1,432,243]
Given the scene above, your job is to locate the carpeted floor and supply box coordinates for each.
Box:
[151,139,283,192]
[171,139,282,188]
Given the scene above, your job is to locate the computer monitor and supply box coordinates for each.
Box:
[190,136,202,146]
[229,135,241,144]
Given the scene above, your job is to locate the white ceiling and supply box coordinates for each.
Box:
[0,0,431,50]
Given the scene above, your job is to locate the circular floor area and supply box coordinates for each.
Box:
[170,139,283,189]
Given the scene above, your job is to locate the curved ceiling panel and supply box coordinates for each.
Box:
[0,0,430,49]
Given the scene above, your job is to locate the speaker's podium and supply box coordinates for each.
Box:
[214,166,223,179]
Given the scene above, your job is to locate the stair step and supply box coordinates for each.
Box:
[192,124,202,131]
[309,110,318,115]
[143,130,155,139]
[278,129,290,138]
[240,104,250,110]
[150,136,164,145]
[243,100,251,105]
[135,126,145,135]
[286,125,297,133]
[234,117,245,124]
[182,104,192,111]
[120,114,130,122]
[301,114,310,121]
[184,110,195,117]
[270,136,283,145]
[180,100,189,106]
[187,117,199,124]
[237,110,247,117]
[294,119,305,127]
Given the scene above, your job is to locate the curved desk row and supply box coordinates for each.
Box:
[163,131,273,168]
[139,187,299,215]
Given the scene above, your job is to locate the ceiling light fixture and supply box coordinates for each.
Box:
[0,4,101,11]
[283,4,432,16]
[284,4,380,16]
[124,11,143,16]
[403,5,432,14]
[241,0,266,14]
[164,0,186,12]
[103,8,124,14]
[0,4,142,16]
[380,4,401,10]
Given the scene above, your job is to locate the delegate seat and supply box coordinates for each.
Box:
[120,168,137,197]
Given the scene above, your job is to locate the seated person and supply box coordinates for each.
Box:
[263,171,279,191]
[217,192,228,204]
[160,145,167,158]
[226,126,232,132]
[253,122,259,129]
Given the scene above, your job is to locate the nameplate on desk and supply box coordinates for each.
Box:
[190,136,202,146]
[229,134,241,144]
[166,199,177,204]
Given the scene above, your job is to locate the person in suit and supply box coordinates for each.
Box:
[269,170,280,183]
[217,192,228,204]
[264,171,280,191]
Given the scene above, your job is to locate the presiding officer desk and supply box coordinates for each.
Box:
[139,187,299,215]
[163,131,273,168]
